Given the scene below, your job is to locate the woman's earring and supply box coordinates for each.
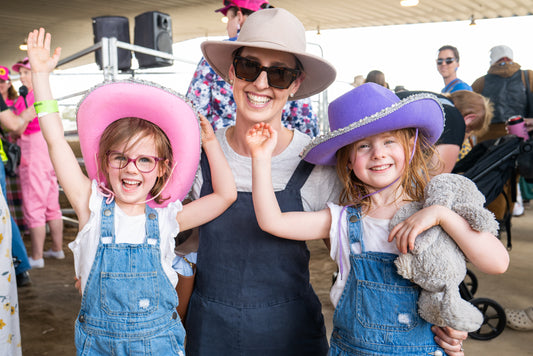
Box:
[229,79,234,85]
[290,93,295,98]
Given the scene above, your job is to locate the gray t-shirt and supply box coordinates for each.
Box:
[191,127,341,211]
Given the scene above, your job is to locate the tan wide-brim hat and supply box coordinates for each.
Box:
[201,8,336,100]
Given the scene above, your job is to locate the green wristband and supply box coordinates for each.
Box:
[34,100,59,118]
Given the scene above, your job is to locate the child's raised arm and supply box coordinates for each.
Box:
[246,123,331,241]
[27,28,91,225]
[388,205,509,274]
[177,115,237,230]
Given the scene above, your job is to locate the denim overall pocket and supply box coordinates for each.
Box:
[356,279,419,332]
[101,271,159,316]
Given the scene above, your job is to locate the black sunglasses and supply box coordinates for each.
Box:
[436,57,456,65]
[232,56,301,89]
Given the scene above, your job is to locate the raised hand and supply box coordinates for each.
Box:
[199,114,216,145]
[26,28,61,74]
[245,122,278,158]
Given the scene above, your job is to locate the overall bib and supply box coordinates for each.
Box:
[186,155,328,356]
[75,199,185,356]
[329,207,445,356]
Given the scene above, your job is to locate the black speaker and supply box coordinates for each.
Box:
[92,16,132,71]
[134,11,173,68]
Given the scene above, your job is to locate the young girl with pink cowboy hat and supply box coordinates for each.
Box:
[246,83,509,355]
[26,28,236,355]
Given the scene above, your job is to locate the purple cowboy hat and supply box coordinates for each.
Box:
[301,83,444,166]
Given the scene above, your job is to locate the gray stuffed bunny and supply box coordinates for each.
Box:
[390,173,499,332]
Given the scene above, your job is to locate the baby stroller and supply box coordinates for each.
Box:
[452,134,533,340]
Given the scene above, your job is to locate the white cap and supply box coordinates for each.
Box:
[490,45,513,65]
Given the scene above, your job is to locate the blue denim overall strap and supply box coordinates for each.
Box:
[74,198,185,356]
[186,152,328,356]
[329,206,445,356]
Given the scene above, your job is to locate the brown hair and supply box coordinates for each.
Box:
[7,85,18,101]
[447,90,494,137]
[97,117,173,204]
[335,128,436,211]
[364,70,386,87]
[438,45,460,62]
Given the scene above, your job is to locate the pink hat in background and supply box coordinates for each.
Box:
[215,0,269,16]
[0,66,9,81]
[12,57,31,73]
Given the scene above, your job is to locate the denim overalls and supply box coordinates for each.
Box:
[186,154,328,356]
[329,206,445,356]
[75,199,185,356]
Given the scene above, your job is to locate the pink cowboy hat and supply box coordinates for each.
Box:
[215,0,270,16]
[12,57,31,73]
[76,79,201,207]
[301,83,444,166]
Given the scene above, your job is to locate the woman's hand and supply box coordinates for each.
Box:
[26,28,61,74]
[245,122,277,159]
[432,325,467,356]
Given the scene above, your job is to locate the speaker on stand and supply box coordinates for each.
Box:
[92,16,132,71]
[134,11,174,68]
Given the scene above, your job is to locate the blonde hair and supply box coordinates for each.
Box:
[335,128,436,211]
[447,90,494,137]
[97,117,173,204]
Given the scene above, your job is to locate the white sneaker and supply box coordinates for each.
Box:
[43,249,65,259]
[29,257,44,269]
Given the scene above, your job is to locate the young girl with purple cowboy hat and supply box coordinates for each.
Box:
[246,83,509,355]
[26,28,236,355]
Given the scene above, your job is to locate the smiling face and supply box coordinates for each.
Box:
[347,131,407,193]
[436,48,459,81]
[229,46,303,127]
[106,133,164,213]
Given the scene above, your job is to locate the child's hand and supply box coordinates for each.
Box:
[27,28,61,74]
[74,277,82,296]
[199,114,216,145]
[388,205,442,254]
[245,122,277,158]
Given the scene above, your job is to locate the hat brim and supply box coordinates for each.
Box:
[76,79,201,207]
[200,40,336,100]
[302,95,444,166]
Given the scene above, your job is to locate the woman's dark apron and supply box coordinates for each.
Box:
[186,153,328,356]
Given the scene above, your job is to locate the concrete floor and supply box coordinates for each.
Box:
[308,205,533,355]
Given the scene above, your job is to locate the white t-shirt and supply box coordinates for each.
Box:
[69,181,182,294]
[328,202,401,307]
[190,127,341,212]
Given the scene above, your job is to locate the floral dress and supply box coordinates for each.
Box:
[187,49,319,138]
[0,190,21,355]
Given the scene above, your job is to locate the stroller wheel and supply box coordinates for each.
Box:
[469,297,507,340]
[464,269,478,296]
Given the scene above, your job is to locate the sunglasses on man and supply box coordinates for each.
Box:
[232,56,301,89]
[436,57,456,65]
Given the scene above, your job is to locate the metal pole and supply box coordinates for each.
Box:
[108,37,119,80]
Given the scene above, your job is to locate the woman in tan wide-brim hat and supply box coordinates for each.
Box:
[185,8,338,356]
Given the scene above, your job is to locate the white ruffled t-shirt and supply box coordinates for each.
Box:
[69,180,182,294]
[327,202,401,307]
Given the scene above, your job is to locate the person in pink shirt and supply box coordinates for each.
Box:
[11,57,63,269]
